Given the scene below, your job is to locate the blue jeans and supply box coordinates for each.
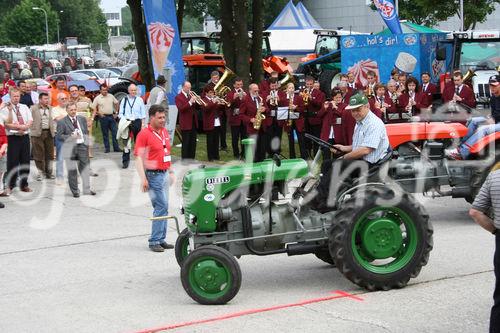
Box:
[99,115,120,151]
[55,136,64,180]
[146,170,169,246]
[463,117,487,142]
[459,122,500,159]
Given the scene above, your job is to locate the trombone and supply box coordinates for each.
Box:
[189,91,206,106]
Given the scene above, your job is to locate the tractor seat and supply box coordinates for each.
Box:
[366,148,393,180]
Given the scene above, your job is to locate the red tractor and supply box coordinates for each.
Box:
[0,47,31,80]
[29,46,64,79]
[63,45,95,72]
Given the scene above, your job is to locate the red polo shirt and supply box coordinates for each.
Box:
[134,125,171,171]
[0,125,6,157]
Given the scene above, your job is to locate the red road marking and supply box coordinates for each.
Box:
[132,290,363,333]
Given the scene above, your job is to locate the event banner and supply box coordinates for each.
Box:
[341,33,448,85]
[143,0,184,142]
[373,0,403,35]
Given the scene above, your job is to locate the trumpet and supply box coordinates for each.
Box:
[253,96,266,130]
[189,91,206,106]
[236,88,246,100]
[269,90,279,106]
[213,96,230,107]
[301,88,310,106]
[366,84,375,98]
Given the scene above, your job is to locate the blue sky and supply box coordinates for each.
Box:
[100,0,127,12]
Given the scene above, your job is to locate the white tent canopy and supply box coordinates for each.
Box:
[266,1,321,56]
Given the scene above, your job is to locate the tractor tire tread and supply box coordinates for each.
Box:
[328,185,433,292]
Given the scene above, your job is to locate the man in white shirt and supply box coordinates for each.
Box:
[0,89,33,194]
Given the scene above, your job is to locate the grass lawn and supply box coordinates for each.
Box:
[91,120,304,163]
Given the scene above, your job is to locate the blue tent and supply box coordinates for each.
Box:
[266,1,321,55]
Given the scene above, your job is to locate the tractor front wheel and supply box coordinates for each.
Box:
[181,245,241,305]
[175,228,191,266]
[329,186,433,291]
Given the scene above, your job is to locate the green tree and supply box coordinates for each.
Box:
[121,5,133,36]
[47,0,108,43]
[0,0,58,45]
[394,0,499,30]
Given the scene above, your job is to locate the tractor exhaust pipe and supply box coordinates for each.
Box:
[286,243,323,256]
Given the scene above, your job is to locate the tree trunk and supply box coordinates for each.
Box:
[127,0,154,91]
[233,0,250,85]
[177,0,186,33]
[220,0,236,70]
[250,0,263,84]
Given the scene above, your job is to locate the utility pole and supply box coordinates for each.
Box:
[460,0,464,31]
[32,7,49,45]
[57,10,64,43]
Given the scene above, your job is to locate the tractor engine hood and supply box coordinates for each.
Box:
[48,59,62,68]
[16,61,30,69]
[81,56,94,65]
[386,122,468,149]
[181,159,309,233]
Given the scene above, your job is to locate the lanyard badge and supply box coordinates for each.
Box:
[152,129,171,163]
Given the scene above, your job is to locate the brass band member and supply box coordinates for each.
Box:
[283,82,306,159]
[265,78,285,156]
[226,77,248,160]
[369,83,396,122]
[202,86,225,161]
[398,76,426,120]
[175,81,198,160]
[303,76,325,159]
[364,71,377,97]
[240,83,269,162]
[318,88,347,160]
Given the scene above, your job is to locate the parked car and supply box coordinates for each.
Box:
[45,72,101,99]
[106,67,123,76]
[71,69,122,87]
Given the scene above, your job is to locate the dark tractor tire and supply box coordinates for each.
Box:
[64,65,72,73]
[0,67,5,80]
[31,66,41,79]
[108,81,131,103]
[181,245,241,305]
[319,69,340,99]
[315,248,335,266]
[11,68,20,80]
[175,228,191,266]
[329,185,433,291]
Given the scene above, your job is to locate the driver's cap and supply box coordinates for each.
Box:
[345,92,369,110]
[489,74,499,87]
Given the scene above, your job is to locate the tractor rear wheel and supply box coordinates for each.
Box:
[0,67,5,80]
[181,245,241,305]
[329,186,433,291]
[175,228,191,266]
[32,66,40,79]
[64,65,72,73]
[108,81,131,103]
[319,69,340,99]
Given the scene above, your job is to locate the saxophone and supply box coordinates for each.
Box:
[253,96,266,130]
[288,95,294,127]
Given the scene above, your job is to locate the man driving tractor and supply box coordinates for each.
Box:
[312,92,390,212]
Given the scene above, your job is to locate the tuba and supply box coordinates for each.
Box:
[253,96,266,130]
[214,67,236,99]
[279,72,294,90]
[463,69,476,84]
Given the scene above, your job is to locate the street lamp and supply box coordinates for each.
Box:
[32,7,49,45]
[57,10,64,43]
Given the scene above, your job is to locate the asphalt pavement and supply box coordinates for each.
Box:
[0,151,495,333]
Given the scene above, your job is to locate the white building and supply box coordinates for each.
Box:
[302,0,500,33]
[99,1,124,36]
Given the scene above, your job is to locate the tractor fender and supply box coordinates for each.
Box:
[469,132,500,154]
[0,59,11,72]
[32,58,43,69]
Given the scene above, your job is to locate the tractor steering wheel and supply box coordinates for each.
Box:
[304,133,339,152]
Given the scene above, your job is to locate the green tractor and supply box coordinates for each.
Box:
[176,135,439,305]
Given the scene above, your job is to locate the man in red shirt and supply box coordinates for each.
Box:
[0,123,6,207]
[1,73,16,98]
[134,104,175,252]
